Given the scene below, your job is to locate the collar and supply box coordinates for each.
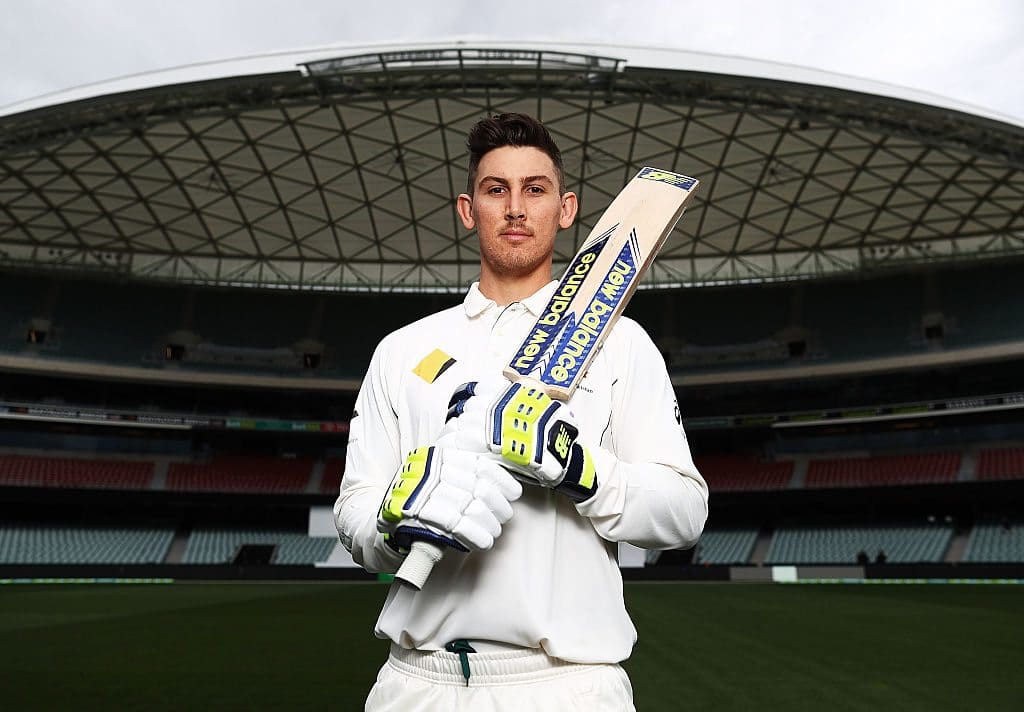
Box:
[462,281,558,318]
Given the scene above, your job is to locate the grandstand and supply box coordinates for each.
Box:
[166,455,316,494]
[963,520,1024,563]
[0,524,174,564]
[181,528,336,565]
[976,447,1024,482]
[0,453,154,490]
[1,40,1023,583]
[694,455,793,491]
[693,528,760,565]
[804,452,960,489]
[764,524,954,565]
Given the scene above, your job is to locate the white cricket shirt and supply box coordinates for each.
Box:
[334,280,708,664]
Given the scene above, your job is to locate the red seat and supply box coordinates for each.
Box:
[977,447,1024,482]
[693,455,793,492]
[320,458,346,495]
[0,454,153,490]
[805,452,959,489]
[166,456,315,493]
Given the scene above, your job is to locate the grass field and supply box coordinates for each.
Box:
[0,582,1020,710]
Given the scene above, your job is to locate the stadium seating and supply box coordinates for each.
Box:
[800,277,923,361]
[694,528,759,564]
[166,456,314,493]
[694,455,793,491]
[804,452,959,489]
[6,258,1024,379]
[630,284,793,368]
[764,524,953,564]
[0,525,174,564]
[46,278,180,363]
[0,447,1004,496]
[962,521,1024,562]
[191,289,315,351]
[320,458,345,495]
[939,263,1024,347]
[0,274,52,354]
[976,447,1024,482]
[182,528,336,564]
[0,454,154,490]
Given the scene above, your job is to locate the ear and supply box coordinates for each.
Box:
[456,193,475,230]
[558,191,578,229]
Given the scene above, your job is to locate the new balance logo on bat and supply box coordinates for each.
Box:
[539,233,639,386]
[636,167,698,190]
[508,229,612,376]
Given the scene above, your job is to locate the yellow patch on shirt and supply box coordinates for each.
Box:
[413,348,456,384]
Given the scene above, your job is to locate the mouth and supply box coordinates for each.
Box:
[501,226,533,241]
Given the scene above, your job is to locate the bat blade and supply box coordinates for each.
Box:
[505,167,699,400]
[395,166,699,590]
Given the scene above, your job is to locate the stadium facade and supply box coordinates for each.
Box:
[1,41,1023,585]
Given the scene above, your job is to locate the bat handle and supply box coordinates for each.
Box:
[394,540,445,589]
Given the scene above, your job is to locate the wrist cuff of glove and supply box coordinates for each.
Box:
[556,443,598,503]
[391,526,469,554]
[382,532,407,555]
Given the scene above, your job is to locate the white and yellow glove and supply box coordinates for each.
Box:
[377,445,522,555]
[442,380,599,503]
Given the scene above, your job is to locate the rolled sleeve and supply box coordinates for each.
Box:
[575,319,708,549]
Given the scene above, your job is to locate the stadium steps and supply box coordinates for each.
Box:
[151,459,170,490]
[306,460,325,494]
[182,529,337,564]
[749,527,774,566]
[788,458,809,489]
[956,449,977,482]
[944,527,970,563]
[164,526,191,564]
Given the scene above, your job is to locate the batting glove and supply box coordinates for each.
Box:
[443,380,599,503]
[377,445,522,555]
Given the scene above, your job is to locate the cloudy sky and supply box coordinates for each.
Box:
[2,0,1022,122]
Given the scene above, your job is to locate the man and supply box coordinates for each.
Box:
[334,113,708,710]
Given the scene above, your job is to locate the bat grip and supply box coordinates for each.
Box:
[394,540,445,589]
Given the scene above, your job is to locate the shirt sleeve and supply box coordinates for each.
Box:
[574,318,709,550]
[333,337,406,573]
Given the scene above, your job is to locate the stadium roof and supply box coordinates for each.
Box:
[2,39,1023,292]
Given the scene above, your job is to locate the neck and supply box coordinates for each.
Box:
[477,265,552,306]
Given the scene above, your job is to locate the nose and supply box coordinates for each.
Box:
[506,192,525,221]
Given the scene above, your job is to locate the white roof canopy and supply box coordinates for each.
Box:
[2,41,1022,291]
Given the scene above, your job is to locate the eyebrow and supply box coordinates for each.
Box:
[479,174,555,187]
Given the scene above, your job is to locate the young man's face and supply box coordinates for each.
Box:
[457,146,577,281]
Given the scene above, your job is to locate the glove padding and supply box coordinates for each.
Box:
[441,380,599,503]
[378,445,522,554]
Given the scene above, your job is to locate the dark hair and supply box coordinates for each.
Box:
[465,113,565,195]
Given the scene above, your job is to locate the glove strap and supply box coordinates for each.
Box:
[556,443,598,503]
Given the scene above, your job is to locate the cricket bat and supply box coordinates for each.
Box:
[395,167,700,589]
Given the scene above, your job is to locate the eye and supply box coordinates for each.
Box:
[487,185,506,195]
[526,185,545,195]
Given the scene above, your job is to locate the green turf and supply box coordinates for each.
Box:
[625,583,1022,711]
[0,582,1020,710]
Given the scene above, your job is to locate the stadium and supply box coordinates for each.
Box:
[1,40,1022,709]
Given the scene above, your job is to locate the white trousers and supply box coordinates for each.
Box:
[365,644,635,711]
